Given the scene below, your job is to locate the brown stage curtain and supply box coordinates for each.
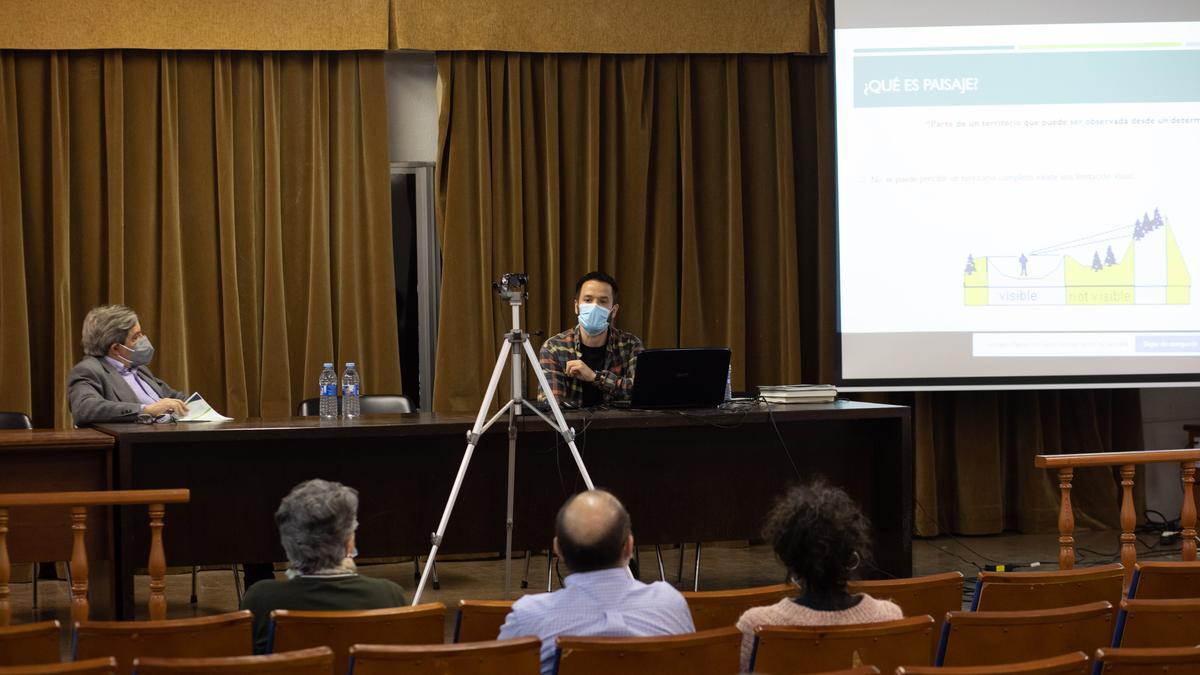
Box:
[434,49,1142,536]
[0,50,401,428]
[433,52,823,413]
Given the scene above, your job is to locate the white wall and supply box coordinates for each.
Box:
[386,51,439,163]
[1141,387,1200,521]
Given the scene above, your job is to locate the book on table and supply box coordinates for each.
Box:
[757,384,837,404]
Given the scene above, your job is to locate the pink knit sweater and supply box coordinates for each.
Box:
[735,594,904,672]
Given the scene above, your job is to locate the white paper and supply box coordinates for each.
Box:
[176,392,233,422]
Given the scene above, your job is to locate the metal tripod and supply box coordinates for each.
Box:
[412,276,595,604]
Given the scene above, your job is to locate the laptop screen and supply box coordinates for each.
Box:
[629,348,732,409]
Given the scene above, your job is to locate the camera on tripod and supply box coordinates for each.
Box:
[492,272,529,298]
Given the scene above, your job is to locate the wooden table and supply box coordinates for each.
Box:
[95,400,912,618]
[0,429,116,615]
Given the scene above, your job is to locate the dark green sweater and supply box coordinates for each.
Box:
[240,574,408,653]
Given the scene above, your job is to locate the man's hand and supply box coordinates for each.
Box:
[564,359,597,383]
[145,398,189,417]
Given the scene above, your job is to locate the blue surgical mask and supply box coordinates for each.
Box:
[577,303,611,336]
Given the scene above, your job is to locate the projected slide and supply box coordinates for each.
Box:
[834,10,1200,384]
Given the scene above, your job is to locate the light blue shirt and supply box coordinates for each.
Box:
[497,566,696,675]
[104,356,162,409]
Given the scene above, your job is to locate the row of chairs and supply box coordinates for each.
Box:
[3,639,1200,674]
[4,563,1198,674]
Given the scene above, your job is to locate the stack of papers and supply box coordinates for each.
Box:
[177,392,234,422]
[758,384,837,404]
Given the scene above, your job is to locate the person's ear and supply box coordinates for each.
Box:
[609,304,618,322]
[574,299,580,315]
[623,534,634,560]
[552,536,563,561]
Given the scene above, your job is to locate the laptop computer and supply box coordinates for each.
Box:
[627,347,732,409]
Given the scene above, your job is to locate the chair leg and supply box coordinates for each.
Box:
[190,566,198,604]
[64,561,73,589]
[655,545,666,582]
[431,560,440,591]
[521,550,532,589]
[676,543,685,583]
[546,553,554,591]
[232,564,243,605]
[413,557,421,584]
[693,542,702,592]
[32,563,38,609]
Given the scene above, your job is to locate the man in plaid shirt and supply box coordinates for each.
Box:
[538,271,643,408]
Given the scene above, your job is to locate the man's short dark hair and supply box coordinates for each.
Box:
[575,271,620,304]
[554,490,632,573]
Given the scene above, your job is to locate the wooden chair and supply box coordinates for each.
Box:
[454,599,514,642]
[74,610,254,675]
[750,616,936,674]
[1094,645,1200,673]
[0,620,60,666]
[850,571,964,635]
[1113,598,1200,648]
[971,564,1123,615]
[897,651,1090,674]
[680,583,793,630]
[269,604,445,675]
[131,647,334,674]
[808,669,880,675]
[553,626,741,675]
[347,637,541,674]
[1127,561,1200,599]
[937,601,1114,667]
[0,658,119,675]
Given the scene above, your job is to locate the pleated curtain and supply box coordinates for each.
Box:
[0,50,402,427]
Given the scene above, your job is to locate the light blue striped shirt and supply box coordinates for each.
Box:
[497,566,696,675]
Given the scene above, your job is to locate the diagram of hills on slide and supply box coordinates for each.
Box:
[962,213,1190,306]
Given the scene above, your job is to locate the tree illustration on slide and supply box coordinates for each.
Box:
[1091,251,1103,271]
[964,254,976,274]
[1104,245,1116,267]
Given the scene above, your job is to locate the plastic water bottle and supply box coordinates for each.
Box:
[319,363,338,419]
[342,362,361,419]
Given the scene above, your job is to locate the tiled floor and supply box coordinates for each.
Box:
[7,526,1177,650]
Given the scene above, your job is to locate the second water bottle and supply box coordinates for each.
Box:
[342,362,361,419]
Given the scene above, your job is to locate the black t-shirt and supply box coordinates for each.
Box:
[580,343,607,407]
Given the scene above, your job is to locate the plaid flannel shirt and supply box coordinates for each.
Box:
[538,325,643,407]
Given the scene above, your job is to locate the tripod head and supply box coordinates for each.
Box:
[493,272,529,303]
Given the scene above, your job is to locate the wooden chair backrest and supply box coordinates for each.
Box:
[807,669,881,675]
[0,620,61,666]
[74,610,253,675]
[454,600,514,643]
[131,647,334,674]
[0,658,119,675]
[347,637,540,675]
[752,615,936,674]
[897,651,1090,674]
[553,626,741,675]
[850,571,964,635]
[1128,562,1200,599]
[270,604,445,675]
[939,601,1114,667]
[974,564,1123,615]
[680,583,793,630]
[1094,645,1200,672]
[1115,598,1200,649]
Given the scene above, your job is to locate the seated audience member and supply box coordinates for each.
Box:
[240,479,406,653]
[499,489,695,674]
[67,304,190,425]
[737,480,903,672]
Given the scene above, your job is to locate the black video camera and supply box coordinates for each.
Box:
[493,272,529,294]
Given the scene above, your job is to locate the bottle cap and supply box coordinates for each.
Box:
[323,362,333,368]
[346,362,356,368]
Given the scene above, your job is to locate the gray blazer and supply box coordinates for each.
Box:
[67,356,185,426]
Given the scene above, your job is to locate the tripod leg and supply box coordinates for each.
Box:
[520,339,596,489]
[414,341,514,605]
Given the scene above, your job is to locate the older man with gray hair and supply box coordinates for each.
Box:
[499,489,695,674]
[67,304,189,425]
[240,479,407,653]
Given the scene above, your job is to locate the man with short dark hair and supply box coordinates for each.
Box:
[498,490,695,674]
[539,271,643,408]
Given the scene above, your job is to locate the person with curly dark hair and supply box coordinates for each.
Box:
[736,480,903,671]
